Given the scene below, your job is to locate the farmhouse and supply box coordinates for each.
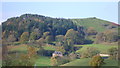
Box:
[52,51,63,57]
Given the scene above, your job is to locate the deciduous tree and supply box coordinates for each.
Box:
[108,47,118,60]
[89,55,104,68]
[81,47,100,58]
[20,32,29,43]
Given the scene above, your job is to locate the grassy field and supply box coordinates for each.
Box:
[75,44,118,53]
[6,44,52,66]
[72,18,118,32]
[7,44,28,52]
[62,58,90,66]
[5,43,118,66]
[35,56,51,66]
[102,59,118,66]
[62,58,118,66]
[7,44,55,52]
[7,44,39,53]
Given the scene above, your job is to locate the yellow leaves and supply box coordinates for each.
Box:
[20,32,29,43]
[89,55,104,67]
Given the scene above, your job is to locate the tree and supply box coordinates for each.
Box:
[2,14,79,44]
[62,39,74,54]
[108,47,118,60]
[55,35,65,42]
[103,30,118,42]
[81,47,100,58]
[51,56,70,66]
[3,46,37,66]
[17,54,36,66]
[7,34,16,42]
[33,28,43,40]
[95,30,118,43]
[20,32,29,43]
[45,35,54,43]
[42,32,50,39]
[69,52,77,61]
[89,55,104,68]
[56,56,70,65]
[65,29,76,42]
[2,31,8,40]
[95,33,104,44]
[36,38,45,47]
[65,29,84,44]
[29,32,37,41]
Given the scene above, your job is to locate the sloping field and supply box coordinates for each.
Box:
[72,18,118,32]
[75,44,118,53]
[62,58,118,66]
[62,58,90,66]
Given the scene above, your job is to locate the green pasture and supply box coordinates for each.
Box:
[75,44,118,53]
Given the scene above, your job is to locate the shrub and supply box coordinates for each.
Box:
[108,47,118,60]
[51,56,70,66]
[81,47,100,58]
[89,55,104,68]
[20,32,29,43]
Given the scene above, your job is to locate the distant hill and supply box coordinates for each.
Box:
[71,17,118,32]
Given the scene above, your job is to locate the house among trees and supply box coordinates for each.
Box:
[52,51,63,57]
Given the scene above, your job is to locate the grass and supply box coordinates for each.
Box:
[35,56,51,66]
[75,44,118,53]
[13,42,21,45]
[86,35,96,41]
[62,58,118,66]
[6,43,118,66]
[72,18,118,32]
[43,45,56,51]
[62,58,91,66]
[6,44,51,66]
[7,44,28,52]
[7,44,39,53]
[102,59,118,66]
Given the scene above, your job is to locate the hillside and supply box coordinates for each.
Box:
[2,14,119,44]
[2,14,77,41]
[72,17,118,32]
[2,14,119,66]
[75,44,118,54]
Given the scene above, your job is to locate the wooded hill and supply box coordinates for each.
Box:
[2,14,119,44]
